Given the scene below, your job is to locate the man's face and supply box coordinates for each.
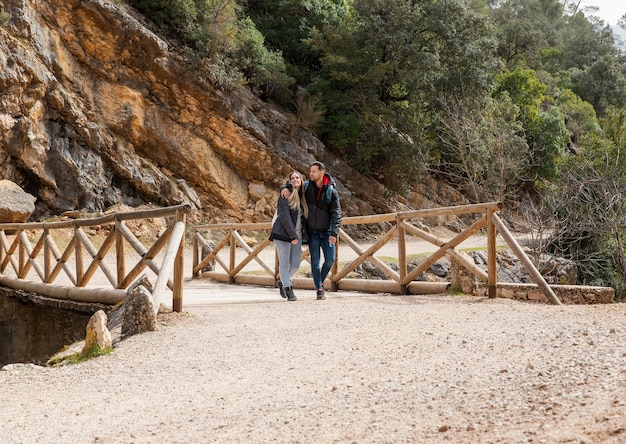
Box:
[310,165,323,182]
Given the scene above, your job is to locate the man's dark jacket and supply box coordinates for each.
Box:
[303,173,342,237]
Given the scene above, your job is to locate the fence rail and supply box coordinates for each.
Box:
[192,202,562,305]
[0,204,190,312]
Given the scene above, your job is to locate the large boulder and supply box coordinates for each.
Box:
[0,180,36,223]
[122,275,157,337]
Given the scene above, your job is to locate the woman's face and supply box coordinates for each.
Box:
[289,173,302,189]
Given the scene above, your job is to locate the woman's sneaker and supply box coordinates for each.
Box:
[285,287,297,301]
[276,280,286,298]
[316,286,325,300]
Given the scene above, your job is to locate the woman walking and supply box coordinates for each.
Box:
[269,171,308,301]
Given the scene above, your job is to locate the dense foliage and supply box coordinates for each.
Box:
[129,0,626,294]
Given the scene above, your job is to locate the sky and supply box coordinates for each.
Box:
[583,0,625,26]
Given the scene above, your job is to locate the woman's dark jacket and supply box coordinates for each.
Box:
[269,195,300,242]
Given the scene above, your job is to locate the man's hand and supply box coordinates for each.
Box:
[291,239,298,245]
[281,188,291,199]
[329,236,337,244]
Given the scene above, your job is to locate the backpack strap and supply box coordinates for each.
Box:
[304,180,334,204]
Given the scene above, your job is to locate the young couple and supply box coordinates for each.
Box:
[269,161,342,301]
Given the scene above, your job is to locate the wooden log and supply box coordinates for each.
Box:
[115,223,125,287]
[339,279,450,294]
[0,214,115,231]
[193,222,272,231]
[397,216,407,294]
[491,213,561,305]
[204,272,326,290]
[75,228,84,285]
[200,272,449,295]
[19,234,26,277]
[44,228,51,281]
[229,231,236,280]
[398,202,503,220]
[113,204,191,222]
[340,213,397,225]
[192,235,199,278]
[487,209,497,298]
[0,275,125,305]
[173,210,186,312]
[0,204,190,231]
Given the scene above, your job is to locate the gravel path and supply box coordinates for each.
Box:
[1,291,626,443]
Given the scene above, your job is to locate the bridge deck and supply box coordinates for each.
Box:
[179,277,380,307]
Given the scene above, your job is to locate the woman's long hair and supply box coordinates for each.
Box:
[288,171,308,219]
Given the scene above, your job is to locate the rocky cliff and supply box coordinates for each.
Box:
[0,0,464,223]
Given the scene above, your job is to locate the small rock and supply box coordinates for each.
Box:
[83,310,112,354]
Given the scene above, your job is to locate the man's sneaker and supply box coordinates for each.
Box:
[277,280,286,298]
[285,287,297,301]
[316,287,326,300]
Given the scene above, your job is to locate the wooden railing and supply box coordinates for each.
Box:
[191,202,561,305]
[0,204,191,312]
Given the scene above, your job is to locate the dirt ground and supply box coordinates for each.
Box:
[1,289,625,443]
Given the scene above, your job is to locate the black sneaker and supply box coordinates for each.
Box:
[277,280,286,298]
[285,287,297,301]
[316,287,325,300]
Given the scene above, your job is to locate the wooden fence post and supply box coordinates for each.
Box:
[491,213,561,305]
[398,217,407,295]
[115,221,125,288]
[173,209,186,313]
[487,209,497,299]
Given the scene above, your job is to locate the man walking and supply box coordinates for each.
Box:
[302,161,342,299]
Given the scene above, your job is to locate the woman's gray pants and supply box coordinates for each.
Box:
[275,238,302,288]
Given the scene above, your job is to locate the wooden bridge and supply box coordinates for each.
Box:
[0,205,189,313]
[0,202,564,312]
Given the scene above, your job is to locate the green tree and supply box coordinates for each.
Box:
[494,68,569,183]
[555,89,600,145]
[128,0,294,90]
[560,11,616,70]
[436,94,529,203]
[547,128,626,298]
[309,0,497,191]
[244,0,350,83]
[599,107,626,148]
[233,18,294,95]
[129,0,240,56]
[488,0,565,68]
[571,56,626,117]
